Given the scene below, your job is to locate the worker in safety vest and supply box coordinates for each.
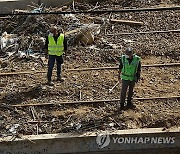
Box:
[118,47,141,110]
[45,26,67,86]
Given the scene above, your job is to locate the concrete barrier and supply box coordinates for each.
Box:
[0,127,180,154]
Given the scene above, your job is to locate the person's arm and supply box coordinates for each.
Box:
[45,35,48,58]
[118,57,123,81]
[136,61,141,82]
[63,36,67,58]
[64,36,67,51]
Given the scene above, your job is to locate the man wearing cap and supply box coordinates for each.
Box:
[118,47,141,110]
[45,26,67,86]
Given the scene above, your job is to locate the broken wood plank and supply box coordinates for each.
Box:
[14,9,30,13]
[64,28,81,36]
[0,70,46,76]
[29,106,36,121]
[68,66,118,71]
[107,29,180,35]
[0,16,11,19]
[11,96,180,107]
[67,63,180,71]
[109,81,119,93]
[110,18,143,25]
[86,16,143,26]
[64,23,100,36]
[27,120,57,123]
[54,6,68,12]
[142,63,180,67]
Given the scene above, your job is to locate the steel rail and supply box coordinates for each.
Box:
[107,29,180,35]
[11,96,180,107]
[0,63,179,76]
[67,63,180,71]
[1,6,180,16]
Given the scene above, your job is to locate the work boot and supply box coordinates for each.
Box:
[120,103,125,110]
[47,81,54,86]
[127,102,136,109]
[57,77,64,82]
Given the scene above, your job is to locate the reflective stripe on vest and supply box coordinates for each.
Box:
[48,33,64,56]
[121,55,140,81]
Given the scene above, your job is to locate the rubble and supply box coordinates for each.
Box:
[0,0,179,136]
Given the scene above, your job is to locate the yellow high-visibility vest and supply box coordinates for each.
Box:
[48,33,64,56]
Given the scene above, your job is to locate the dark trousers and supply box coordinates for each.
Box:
[120,79,135,106]
[47,55,63,82]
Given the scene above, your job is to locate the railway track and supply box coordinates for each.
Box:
[0,62,179,76]
[1,5,180,16]
[10,95,180,107]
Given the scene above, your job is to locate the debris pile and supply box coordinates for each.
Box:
[0,0,179,137]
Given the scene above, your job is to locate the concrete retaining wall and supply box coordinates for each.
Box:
[0,127,180,154]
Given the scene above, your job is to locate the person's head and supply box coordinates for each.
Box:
[50,26,58,35]
[125,47,133,58]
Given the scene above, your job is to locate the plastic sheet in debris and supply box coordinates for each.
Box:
[9,124,20,134]
[0,32,18,50]
[17,49,40,59]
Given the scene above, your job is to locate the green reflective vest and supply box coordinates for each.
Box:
[48,33,64,56]
[121,54,140,81]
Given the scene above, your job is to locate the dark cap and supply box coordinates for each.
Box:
[126,47,133,53]
[50,26,57,31]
